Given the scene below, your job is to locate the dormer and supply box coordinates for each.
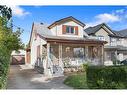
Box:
[48,16,88,38]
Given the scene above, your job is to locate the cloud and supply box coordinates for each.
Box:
[96,13,120,23]
[87,13,120,27]
[8,5,30,17]
[86,8,127,27]
[115,9,125,14]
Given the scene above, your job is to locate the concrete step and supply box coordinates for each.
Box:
[52,65,63,77]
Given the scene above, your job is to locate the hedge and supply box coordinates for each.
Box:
[87,65,127,89]
[0,46,10,89]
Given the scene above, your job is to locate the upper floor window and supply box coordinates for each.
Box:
[97,36,105,41]
[66,26,75,34]
[62,25,78,35]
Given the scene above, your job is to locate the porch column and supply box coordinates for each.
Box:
[45,43,50,76]
[85,46,89,61]
[59,44,63,68]
[101,45,104,65]
[46,43,50,68]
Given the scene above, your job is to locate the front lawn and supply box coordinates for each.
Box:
[64,72,88,89]
[64,65,127,89]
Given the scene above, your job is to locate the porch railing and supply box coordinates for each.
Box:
[62,58,85,67]
[62,57,101,67]
[48,57,54,74]
[48,53,64,75]
[34,57,44,74]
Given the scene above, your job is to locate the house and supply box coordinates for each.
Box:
[11,50,26,65]
[84,23,127,66]
[27,16,107,77]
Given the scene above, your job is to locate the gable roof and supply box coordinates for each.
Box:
[48,16,85,29]
[84,23,114,35]
[117,29,127,37]
[29,23,51,46]
[109,31,125,38]
[84,23,127,38]
[33,23,51,36]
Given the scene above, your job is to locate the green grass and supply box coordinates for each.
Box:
[64,72,88,89]
[64,65,127,89]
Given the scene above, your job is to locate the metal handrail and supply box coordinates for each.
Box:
[48,57,54,74]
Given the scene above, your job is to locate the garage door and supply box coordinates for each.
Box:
[11,55,25,65]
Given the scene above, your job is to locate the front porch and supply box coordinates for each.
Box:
[51,43,103,72]
[50,43,103,64]
[35,37,106,77]
[41,41,104,76]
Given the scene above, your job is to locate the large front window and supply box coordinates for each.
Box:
[73,48,84,59]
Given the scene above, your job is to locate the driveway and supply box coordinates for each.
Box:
[7,65,72,89]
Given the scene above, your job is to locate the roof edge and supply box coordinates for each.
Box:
[48,16,85,29]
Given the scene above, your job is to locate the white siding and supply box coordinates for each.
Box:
[50,20,88,38]
[47,26,56,36]
[122,38,127,47]
[95,28,111,45]
[30,33,47,66]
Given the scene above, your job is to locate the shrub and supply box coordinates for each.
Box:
[0,46,10,89]
[80,63,88,72]
[87,66,127,89]
[113,60,121,65]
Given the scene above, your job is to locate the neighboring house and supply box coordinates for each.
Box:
[11,50,26,65]
[27,16,106,77]
[85,23,127,65]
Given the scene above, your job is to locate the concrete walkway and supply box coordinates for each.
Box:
[7,65,72,89]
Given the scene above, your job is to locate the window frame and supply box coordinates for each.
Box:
[97,35,105,41]
[73,48,85,59]
[65,25,76,34]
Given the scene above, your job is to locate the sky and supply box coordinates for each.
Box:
[9,6,127,44]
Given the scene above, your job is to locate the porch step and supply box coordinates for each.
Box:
[52,65,63,77]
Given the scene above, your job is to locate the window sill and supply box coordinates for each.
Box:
[64,33,76,35]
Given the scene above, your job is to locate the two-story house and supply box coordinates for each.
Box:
[27,16,106,77]
[85,23,127,65]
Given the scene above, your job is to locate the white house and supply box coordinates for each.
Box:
[27,16,107,77]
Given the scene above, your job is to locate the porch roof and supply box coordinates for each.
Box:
[105,45,127,51]
[38,33,107,45]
